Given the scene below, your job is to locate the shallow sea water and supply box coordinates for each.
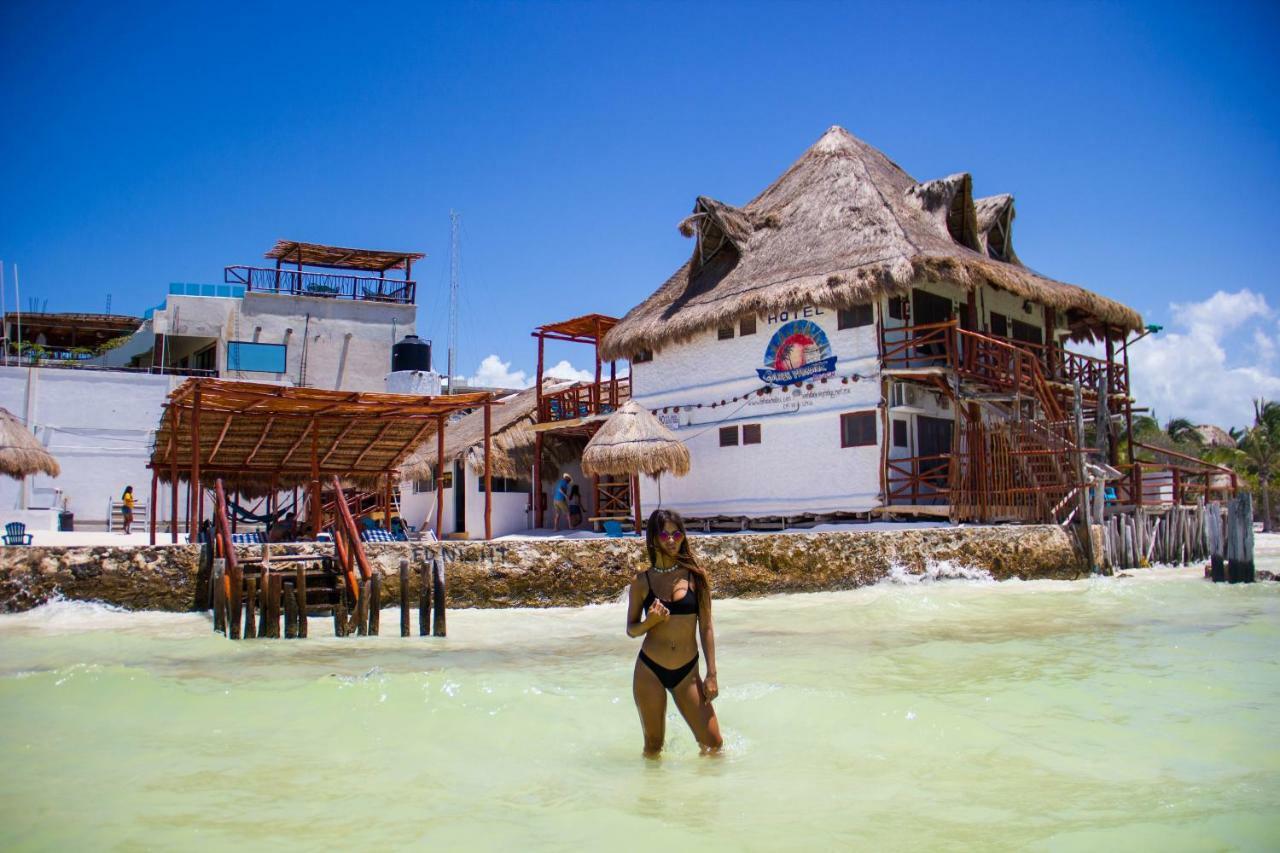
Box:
[1,555,1278,851]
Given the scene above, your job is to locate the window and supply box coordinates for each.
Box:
[479,476,530,493]
[887,298,905,320]
[989,312,1008,338]
[1011,320,1044,346]
[739,315,757,336]
[192,344,217,372]
[412,478,432,494]
[719,426,739,447]
[633,349,653,364]
[717,325,735,341]
[227,341,286,373]
[838,304,874,329]
[840,411,877,448]
[742,423,761,445]
[892,419,909,448]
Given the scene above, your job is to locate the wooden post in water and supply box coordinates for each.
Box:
[419,558,432,636]
[212,558,226,634]
[1206,501,1226,582]
[1226,492,1255,584]
[271,575,285,638]
[295,565,308,639]
[356,579,370,636]
[432,556,447,637]
[259,564,272,638]
[243,578,258,639]
[399,559,411,637]
[334,592,348,638]
[283,581,298,639]
[227,569,242,640]
[369,574,381,636]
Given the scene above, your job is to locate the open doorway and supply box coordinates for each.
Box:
[453,461,466,534]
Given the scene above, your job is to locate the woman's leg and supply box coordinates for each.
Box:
[632,657,667,756]
[670,671,723,752]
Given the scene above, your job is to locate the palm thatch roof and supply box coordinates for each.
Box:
[0,407,60,480]
[601,126,1142,360]
[581,401,690,478]
[399,381,585,483]
[151,379,487,496]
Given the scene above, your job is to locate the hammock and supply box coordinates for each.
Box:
[223,494,297,526]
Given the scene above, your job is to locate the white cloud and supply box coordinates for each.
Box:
[467,355,531,389]
[465,355,597,389]
[544,359,594,382]
[1125,289,1280,429]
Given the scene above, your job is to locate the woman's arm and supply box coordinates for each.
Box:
[698,596,718,702]
[625,575,666,638]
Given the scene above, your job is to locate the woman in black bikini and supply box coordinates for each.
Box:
[626,508,722,755]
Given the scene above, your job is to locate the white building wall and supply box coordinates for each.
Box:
[632,304,883,518]
[399,464,532,539]
[0,366,192,528]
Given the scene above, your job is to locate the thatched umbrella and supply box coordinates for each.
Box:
[581,401,689,530]
[0,407,60,480]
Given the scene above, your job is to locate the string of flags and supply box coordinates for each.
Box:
[655,370,876,414]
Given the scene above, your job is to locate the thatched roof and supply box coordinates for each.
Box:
[601,126,1142,360]
[581,401,690,478]
[0,407,60,480]
[399,381,584,483]
[151,379,487,496]
[265,240,424,272]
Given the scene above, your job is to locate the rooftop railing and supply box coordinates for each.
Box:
[538,378,632,423]
[225,266,416,305]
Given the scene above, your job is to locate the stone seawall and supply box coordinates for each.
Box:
[0,526,1085,613]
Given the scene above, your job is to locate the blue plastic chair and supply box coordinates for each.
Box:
[3,522,32,545]
[602,520,625,538]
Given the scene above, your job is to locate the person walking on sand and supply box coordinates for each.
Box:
[120,485,135,535]
[626,508,722,756]
[552,473,573,531]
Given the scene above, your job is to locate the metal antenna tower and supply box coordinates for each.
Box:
[447,210,460,394]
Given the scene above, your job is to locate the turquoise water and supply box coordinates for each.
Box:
[1,559,1277,850]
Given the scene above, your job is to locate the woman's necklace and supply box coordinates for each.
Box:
[650,560,681,574]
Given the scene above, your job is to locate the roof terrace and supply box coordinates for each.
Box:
[225,240,425,305]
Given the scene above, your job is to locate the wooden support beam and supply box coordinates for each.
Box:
[207,416,234,464]
[352,421,395,469]
[280,418,315,467]
[191,385,203,535]
[245,416,276,465]
[484,398,493,540]
[319,419,361,466]
[435,414,445,540]
[149,468,158,546]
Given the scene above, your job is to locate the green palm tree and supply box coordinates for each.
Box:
[1164,417,1202,446]
[1240,399,1280,532]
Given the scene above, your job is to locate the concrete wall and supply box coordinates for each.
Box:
[631,303,882,518]
[399,462,532,539]
[136,291,416,392]
[0,366,192,527]
[0,524,1088,613]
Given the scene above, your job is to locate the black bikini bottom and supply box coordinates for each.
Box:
[638,651,698,690]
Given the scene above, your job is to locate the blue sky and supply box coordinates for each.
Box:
[2,1,1278,426]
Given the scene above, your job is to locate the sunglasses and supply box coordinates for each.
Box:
[658,530,684,542]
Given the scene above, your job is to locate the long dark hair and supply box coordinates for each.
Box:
[645,508,711,614]
[122,485,133,498]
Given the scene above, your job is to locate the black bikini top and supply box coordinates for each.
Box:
[642,569,699,616]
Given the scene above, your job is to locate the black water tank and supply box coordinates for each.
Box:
[392,334,432,372]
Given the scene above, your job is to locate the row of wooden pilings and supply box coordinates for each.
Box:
[1100,494,1255,582]
[211,557,448,639]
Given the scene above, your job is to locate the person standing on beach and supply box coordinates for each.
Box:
[552,473,573,531]
[626,508,722,756]
[120,485,135,535]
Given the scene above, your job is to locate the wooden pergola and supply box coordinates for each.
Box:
[264,240,424,275]
[529,314,625,528]
[148,379,499,544]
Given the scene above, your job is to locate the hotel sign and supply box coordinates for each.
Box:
[758,318,837,387]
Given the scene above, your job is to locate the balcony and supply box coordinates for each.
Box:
[880,320,1129,398]
[225,266,416,305]
[538,378,631,423]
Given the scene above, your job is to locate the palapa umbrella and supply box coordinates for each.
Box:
[0,406,60,480]
[581,401,689,531]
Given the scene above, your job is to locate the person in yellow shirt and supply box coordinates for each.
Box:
[121,486,135,535]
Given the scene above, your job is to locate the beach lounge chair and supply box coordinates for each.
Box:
[3,522,32,545]
[360,528,397,543]
[230,531,266,545]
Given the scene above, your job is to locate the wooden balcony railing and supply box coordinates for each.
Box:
[226,266,416,304]
[1110,443,1239,507]
[886,453,951,505]
[879,320,1129,400]
[539,377,631,423]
